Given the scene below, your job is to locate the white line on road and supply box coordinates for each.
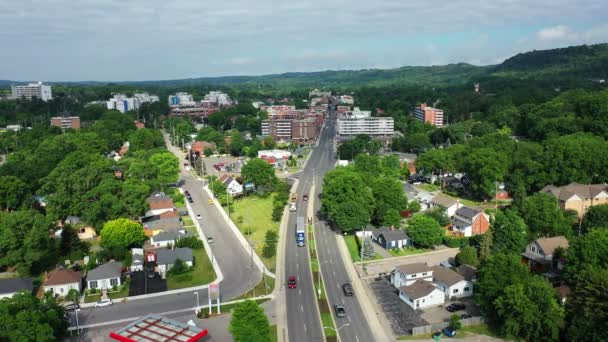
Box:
[299,289,302,296]
[301,304,304,313]
[304,323,307,332]
[355,335,360,342]
[333,271,336,276]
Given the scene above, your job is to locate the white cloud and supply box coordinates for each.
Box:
[537,25,577,41]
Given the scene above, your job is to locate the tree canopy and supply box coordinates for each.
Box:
[406,215,443,248]
[100,218,146,249]
[229,299,271,342]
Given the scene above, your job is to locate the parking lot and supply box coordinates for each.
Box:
[367,276,427,336]
[421,297,480,324]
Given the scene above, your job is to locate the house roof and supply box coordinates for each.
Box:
[431,266,465,286]
[456,265,478,281]
[147,193,174,210]
[158,210,179,219]
[44,267,81,286]
[540,183,608,201]
[396,262,432,275]
[87,261,123,281]
[0,278,33,294]
[152,230,191,243]
[431,193,457,208]
[143,218,182,231]
[455,206,481,219]
[372,227,409,241]
[132,254,144,264]
[399,280,438,300]
[534,236,569,255]
[65,216,81,225]
[451,217,470,229]
[156,248,193,265]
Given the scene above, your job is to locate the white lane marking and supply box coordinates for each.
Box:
[299,289,301,296]
[355,335,359,342]
[301,305,304,313]
[304,323,307,332]
[342,298,345,305]
[333,271,336,276]
[347,316,351,323]
[296,263,299,270]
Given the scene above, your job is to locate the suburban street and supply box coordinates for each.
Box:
[70,137,261,330]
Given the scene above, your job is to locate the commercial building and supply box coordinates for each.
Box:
[414,103,444,127]
[337,116,394,137]
[203,90,233,107]
[261,119,293,141]
[10,82,52,101]
[134,93,159,103]
[292,118,320,143]
[107,93,157,113]
[168,92,195,107]
[51,116,80,129]
[170,106,216,117]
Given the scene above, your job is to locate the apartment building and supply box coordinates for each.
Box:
[203,91,233,107]
[292,118,320,143]
[134,93,159,103]
[168,92,195,107]
[107,94,137,113]
[261,119,293,141]
[51,116,80,129]
[337,116,394,137]
[339,95,354,105]
[414,103,444,127]
[10,82,52,101]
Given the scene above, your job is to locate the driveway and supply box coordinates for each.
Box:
[367,276,427,336]
[421,297,481,324]
[129,271,167,296]
[356,248,459,278]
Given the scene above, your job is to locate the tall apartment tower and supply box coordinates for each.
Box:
[11,82,52,101]
[414,103,444,127]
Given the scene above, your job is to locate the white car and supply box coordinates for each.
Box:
[95,299,113,307]
[196,214,202,219]
[207,237,214,243]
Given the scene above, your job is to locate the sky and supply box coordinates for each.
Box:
[1,0,608,82]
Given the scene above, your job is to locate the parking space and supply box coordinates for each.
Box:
[129,271,167,296]
[367,277,428,336]
[421,297,481,324]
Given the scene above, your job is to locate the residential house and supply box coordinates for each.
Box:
[540,183,608,217]
[131,248,144,272]
[431,266,473,299]
[371,227,410,249]
[77,226,97,240]
[65,216,82,226]
[142,217,182,231]
[440,176,464,191]
[430,194,460,218]
[156,248,194,278]
[450,206,490,237]
[455,265,478,282]
[391,263,433,287]
[147,192,175,215]
[87,261,123,290]
[218,174,244,197]
[43,267,82,297]
[150,229,192,248]
[521,236,569,272]
[0,278,33,299]
[398,280,445,310]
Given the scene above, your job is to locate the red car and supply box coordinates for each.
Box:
[288,276,297,289]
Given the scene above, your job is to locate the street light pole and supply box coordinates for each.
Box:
[323,323,351,342]
[193,291,199,314]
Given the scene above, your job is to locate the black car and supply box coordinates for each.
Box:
[184,191,190,196]
[188,197,194,203]
[342,283,354,296]
[302,194,308,201]
[333,305,346,318]
[446,303,466,312]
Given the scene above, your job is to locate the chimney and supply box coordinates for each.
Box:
[390,225,395,231]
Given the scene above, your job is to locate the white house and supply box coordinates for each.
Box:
[398,280,445,310]
[87,261,122,290]
[43,267,81,297]
[218,174,243,197]
[371,227,410,249]
[431,266,474,299]
[391,263,433,287]
[150,229,191,248]
[430,193,460,217]
[0,278,33,299]
[131,248,144,272]
[156,248,194,278]
[521,236,569,270]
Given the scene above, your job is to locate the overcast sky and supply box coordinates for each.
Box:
[1,0,607,82]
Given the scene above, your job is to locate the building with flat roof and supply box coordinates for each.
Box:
[51,116,80,129]
[414,103,444,127]
[11,82,52,101]
[168,92,196,107]
[110,314,208,342]
[337,116,394,137]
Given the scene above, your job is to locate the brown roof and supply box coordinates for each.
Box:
[535,236,569,255]
[399,280,438,300]
[191,141,216,154]
[431,193,457,208]
[159,210,179,219]
[147,195,174,210]
[396,263,432,275]
[540,183,608,201]
[431,266,465,286]
[44,267,81,286]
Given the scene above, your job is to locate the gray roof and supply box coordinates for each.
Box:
[157,248,193,265]
[152,230,191,243]
[534,236,569,255]
[399,280,438,300]
[65,216,81,225]
[431,266,465,286]
[540,183,608,201]
[0,278,33,294]
[451,217,471,229]
[372,227,409,241]
[431,193,457,208]
[87,261,123,281]
[396,263,432,275]
[455,206,481,219]
[143,218,182,231]
[456,265,478,281]
[132,254,144,265]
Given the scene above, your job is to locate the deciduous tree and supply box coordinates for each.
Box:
[491,209,528,254]
[100,218,145,249]
[229,299,271,342]
[406,215,443,248]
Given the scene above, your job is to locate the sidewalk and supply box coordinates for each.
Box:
[336,235,392,342]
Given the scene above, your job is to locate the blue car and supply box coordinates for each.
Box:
[442,327,456,337]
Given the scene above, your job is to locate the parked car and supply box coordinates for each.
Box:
[208,199,214,204]
[188,197,194,203]
[95,299,113,308]
[184,191,190,197]
[207,237,214,243]
[446,303,466,312]
[196,214,202,219]
[342,283,354,296]
[333,305,346,318]
[288,276,297,289]
[442,327,457,337]
[303,194,308,201]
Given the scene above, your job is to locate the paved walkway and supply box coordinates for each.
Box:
[372,242,392,258]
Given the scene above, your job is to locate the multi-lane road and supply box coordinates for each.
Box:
[285,115,376,342]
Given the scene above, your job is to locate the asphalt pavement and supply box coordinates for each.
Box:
[71,137,261,330]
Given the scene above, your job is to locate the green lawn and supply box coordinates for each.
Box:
[84,279,130,303]
[182,216,197,234]
[167,248,216,290]
[167,188,185,207]
[270,325,278,342]
[344,235,361,262]
[321,312,337,337]
[389,248,431,257]
[416,183,440,192]
[230,195,279,272]
[238,276,275,299]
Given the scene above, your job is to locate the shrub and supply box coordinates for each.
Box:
[443,236,469,248]
[169,259,190,275]
[176,236,204,249]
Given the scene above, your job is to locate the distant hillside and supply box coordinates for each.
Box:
[490,43,608,79]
